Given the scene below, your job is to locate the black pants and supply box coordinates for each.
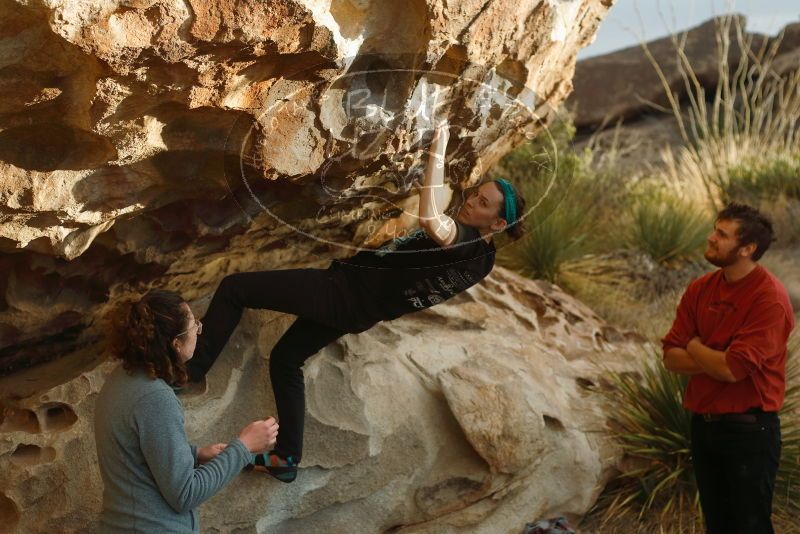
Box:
[186,268,376,463]
[690,412,782,534]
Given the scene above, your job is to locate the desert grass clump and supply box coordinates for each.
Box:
[622,185,711,265]
[724,157,800,246]
[725,156,800,202]
[494,116,624,282]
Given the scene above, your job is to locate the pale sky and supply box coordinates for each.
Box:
[578,0,800,59]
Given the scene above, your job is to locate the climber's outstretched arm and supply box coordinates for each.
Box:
[418,122,457,247]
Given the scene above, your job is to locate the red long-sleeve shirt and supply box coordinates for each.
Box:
[662,265,795,414]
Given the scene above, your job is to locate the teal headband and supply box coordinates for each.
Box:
[495,179,517,226]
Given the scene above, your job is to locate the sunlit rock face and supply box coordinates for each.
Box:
[0,267,645,533]
[0,1,620,531]
[0,0,612,376]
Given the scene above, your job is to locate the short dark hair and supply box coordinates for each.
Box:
[716,202,775,261]
[493,181,527,240]
[106,289,190,387]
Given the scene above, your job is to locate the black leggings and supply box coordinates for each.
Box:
[186,268,376,463]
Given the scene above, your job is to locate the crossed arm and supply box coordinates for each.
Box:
[662,285,737,383]
[663,340,736,382]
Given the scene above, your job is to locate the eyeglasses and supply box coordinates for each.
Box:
[177,319,202,337]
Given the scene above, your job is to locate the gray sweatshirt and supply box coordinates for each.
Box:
[94,365,251,533]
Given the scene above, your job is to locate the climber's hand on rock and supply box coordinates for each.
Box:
[238,417,279,453]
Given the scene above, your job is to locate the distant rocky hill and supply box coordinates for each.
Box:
[567,15,800,173]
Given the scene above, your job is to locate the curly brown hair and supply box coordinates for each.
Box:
[107,289,190,387]
[717,202,776,261]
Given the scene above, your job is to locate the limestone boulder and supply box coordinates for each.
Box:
[0,267,645,533]
[0,1,627,531]
[0,0,612,376]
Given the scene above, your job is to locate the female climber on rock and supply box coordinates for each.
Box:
[185,121,527,483]
[94,289,279,533]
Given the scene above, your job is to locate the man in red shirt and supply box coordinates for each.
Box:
[662,202,795,534]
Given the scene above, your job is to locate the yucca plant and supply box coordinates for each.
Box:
[595,344,699,531]
[774,337,800,527]
[494,116,623,282]
[623,186,711,265]
[592,338,800,533]
[497,175,596,281]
